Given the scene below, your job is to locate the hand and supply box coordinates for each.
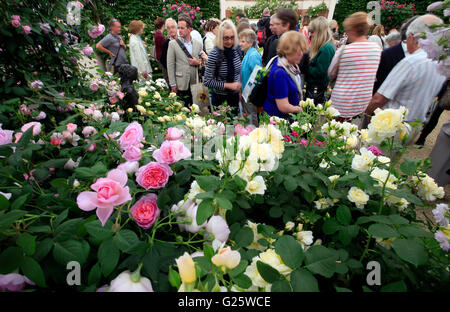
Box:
[200,51,208,61]
[231,82,242,91]
[188,58,200,66]
[294,106,303,113]
[142,72,148,79]
[171,86,178,93]
[108,51,116,58]
[120,39,126,49]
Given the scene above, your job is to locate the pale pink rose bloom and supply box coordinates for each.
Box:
[23,25,31,34]
[87,143,96,152]
[39,23,51,34]
[119,122,143,150]
[82,126,97,137]
[62,130,71,140]
[30,80,43,90]
[21,122,41,136]
[14,133,22,143]
[12,15,20,21]
[116,91,124,100]
[152,140,191,164]
[32,111,46,120]
[109,96,118,104]
[82,44,94,56]
[135,162,173,190]
[76,169,132,226]
[166,127,184,141]
[84,108,93,116]
[66,123,77,133]
[205,215,230,243]
[117,161,139,175]
[172,199,206,233]
[90,82,99,91]
[88,24,105,39]
[0,273,35,292]
[0,125,14,145]
[122,145,142,162]
[12,19,21,28]
[235,124,249,136]
[108,271,154,292]
[130,193,160,229]
[104,132,120,140]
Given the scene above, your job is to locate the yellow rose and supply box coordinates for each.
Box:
[145,102,151,107]
[165,106,171,111]
[163,115,171,122]
[367,107,405,144]
[135,105,146,114]
[147,110,154,116]
[175,252,196,284]
[157,116,165,122]
[169,92,177,98]
[138,88,148,98]
[127,108,133,113]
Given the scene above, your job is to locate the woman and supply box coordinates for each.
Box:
[368,24,385,49]
[159,18,177,86]
[263,31,308,119]
[329,19,340,49]
[305,16,335,104]
[128,20,152,79]
[239,28,262,125]
[203,18,220,55]
[300,15,311,46]
[154,17,165,62]
[328,12,381,121]
[203,20,242,108]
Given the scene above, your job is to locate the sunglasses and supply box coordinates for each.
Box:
[223,36,234,41]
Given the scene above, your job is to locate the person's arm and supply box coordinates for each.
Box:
[275,98,303,114]
[328,46,344,79]
[96,42,114,58]
[272,70,302,114]
[365,92,389,115]
[166,42,177,91]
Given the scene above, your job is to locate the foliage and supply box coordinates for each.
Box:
[228,0,298,21]
[307,1,329,19]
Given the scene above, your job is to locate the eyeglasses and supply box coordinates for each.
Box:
[223,36,234,41]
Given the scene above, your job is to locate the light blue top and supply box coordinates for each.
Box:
[241,47,262,91]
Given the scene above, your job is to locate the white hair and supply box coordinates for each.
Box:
[385,32,401,44]
[165,18,177,29]
[406,14,443,42]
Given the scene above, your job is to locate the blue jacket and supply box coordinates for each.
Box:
[241,47,262,91]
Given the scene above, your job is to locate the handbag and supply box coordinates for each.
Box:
[190,71,211,115]
[106,39,123,74]
[305,84,327,104]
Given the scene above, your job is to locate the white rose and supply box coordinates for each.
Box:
[347,187,369,209]
[108,270,153,292]
[295,231,314,246]
[351,148,376,172]
[258,249,292,276]
[367,107,405,144]
[211,245,241,270]
[285,221,295,231]
[92,110,103,120]
[111,112,120,122]
[245,176,266,195]
[328,175,340,183]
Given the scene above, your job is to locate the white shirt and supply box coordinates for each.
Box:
[378,48,446,122]
[368,35,384,49]
[190,30,203,50]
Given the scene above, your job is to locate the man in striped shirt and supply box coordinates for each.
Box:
[366,15,446,129]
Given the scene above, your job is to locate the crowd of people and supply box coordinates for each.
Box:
[94,8,449,187]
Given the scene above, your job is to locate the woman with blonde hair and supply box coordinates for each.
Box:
[328,12,381,120]
[128,20,152,79]
[203,20,242,108]
[305,16,335,104]
[368,24,386,49]
[263,31,309,118]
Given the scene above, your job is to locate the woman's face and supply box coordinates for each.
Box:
[223,29,235,49]
[285,48,303,65]
[239,37,251,52]
[138,26,144,35]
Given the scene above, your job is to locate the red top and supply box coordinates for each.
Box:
[154,30,165,61]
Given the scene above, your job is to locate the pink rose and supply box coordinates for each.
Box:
[66,123,77,133]
[21,122,41,136]
[117,161,139,175]
[104,131,120,140]
[77,169,132,226]
[12,15,20,21]
[39,23,51,34]
[82,126,97,137]
[116,91,124,100]
[32,111,46,120]
[166,127,184,141]
[30,80,43,90]
[14,133,22,143]
[88,24,105,39]
[90,82,99,91]
[300,139,308,146]
[109,96,118,104]
[12,19,21,27]
[196,6,200,11]
[82,44,94,56]
[130,193,160,229]
[0,273,35,292]
[368,145,382,156]
[122,145,142,162]
[119,122,144,150]
[136,162,173,190]
[23,25,31,34]
[152,140,191,164]
[177,7,181,12]
[87,143,96,152]
[235,124,249,136]
[0,125,14,145]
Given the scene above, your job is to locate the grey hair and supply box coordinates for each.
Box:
[165,17,177,29]
[385,32,401,44]
[406,14,444,42]
[239,28,258,47]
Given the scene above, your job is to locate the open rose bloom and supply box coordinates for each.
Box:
[130,193,160,229]
[77,169,132,226]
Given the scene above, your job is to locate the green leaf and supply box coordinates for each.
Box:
[17,233,36,256]
[380,280,407,292]
[235,226,254,248]
[53,209,69,228]
[175,168,191,185]
[33,238,53,262]
[85,220,114,243]
[256,261,282,283]
[21,257,46,287]
[11,194,30,210]
[234,176,247,189]
[0,247,24,274]
[228,259,248,278]
[0,210,27,229]
[113,230,140,253]
[98,239,120,277]
[0,193,10,210]
[169,266,181,288]
[323,218,341,235]
[232,273,252,289]
[284,176,297,192]
[338,225,359,246]
[53,240,87,266]
[368,224,399,239]
[74,167,96,179]
[290,268,319,292]
[336,205,351,225]
[203,242,215,260]
[398,225,433,238]
[400,158,420,175]
[196,199,214,225]
[274,236,305,269]
[88,263,102,285]
[215,196,233,210]
[392,239,428,267]
[304,246,338,278]
[335,286,352,292]
[195,175,220,192]
[271,280,292,292]
[54,218,83,242]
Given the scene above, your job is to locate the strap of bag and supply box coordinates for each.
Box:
[112,37,122,66]
[175,38,193,59]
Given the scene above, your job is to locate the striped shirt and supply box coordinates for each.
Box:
[204,46,241,95]
[378,49,446,123]
[331,41,381,118]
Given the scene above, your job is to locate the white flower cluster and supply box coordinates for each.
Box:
[185,116,226,141]
[321,119,359,147]
[411,173,445,201]
[351,148,390,172]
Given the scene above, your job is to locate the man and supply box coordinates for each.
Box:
[262,9,298,66]
[167,15,203,106]
[160,18,178,87]
[96,19,129,74]
[366,15,446,144]
[384,31,402,48]
[257,7,272,46]
[372,16,419,94]
[236,13,246,25]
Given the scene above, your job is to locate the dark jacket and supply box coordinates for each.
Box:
[160,38,170,69]
[373,43,405,94]
[257,16,273,43]
[262,34,278,66]
[306,42,336,86]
